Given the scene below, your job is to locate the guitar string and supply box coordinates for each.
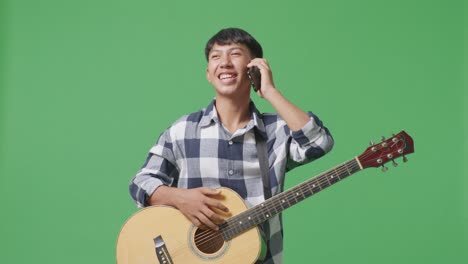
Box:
[192,163,359,247]
[194,231,224,252]
[193,160,361,246]
[229,161,359,223]
[194,152,387,246]
[192,141,406,246]
[195,157,369,244]
[221,146,400,238]
[194,230,224,251]
[195,156,381,247]
[220,161,360,239]
[220,142,405,237]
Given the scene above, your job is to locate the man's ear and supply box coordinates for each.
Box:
[206,68,212,83]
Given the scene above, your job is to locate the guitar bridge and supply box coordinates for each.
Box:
[153,235,173,264]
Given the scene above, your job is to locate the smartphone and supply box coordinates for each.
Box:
[247,66,261,92]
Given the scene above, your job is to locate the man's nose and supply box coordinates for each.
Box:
[219,55,233,67]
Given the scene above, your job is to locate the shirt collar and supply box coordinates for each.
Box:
[199,99,267,139]
[199,99,218,127]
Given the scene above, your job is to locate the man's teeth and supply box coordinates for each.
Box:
[220,74,235,80]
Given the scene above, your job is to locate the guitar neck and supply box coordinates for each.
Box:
[221,158,363,240]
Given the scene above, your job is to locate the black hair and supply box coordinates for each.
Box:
[204,28,263,61]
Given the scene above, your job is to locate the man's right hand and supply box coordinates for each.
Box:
[148,186,230,231]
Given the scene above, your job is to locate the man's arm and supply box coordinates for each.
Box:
[247,58,310,131]
[129,129,229,231]
[247,58,334,166]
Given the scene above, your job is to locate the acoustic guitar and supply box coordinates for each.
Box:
[117,131,414,263]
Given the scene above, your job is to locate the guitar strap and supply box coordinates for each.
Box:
[255,131,271,261]
[255,132,272,200]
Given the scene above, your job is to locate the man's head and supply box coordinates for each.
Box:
[205,28,263,61]
[205,28,263,99]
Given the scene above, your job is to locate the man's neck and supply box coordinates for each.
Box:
[215,95,251,135]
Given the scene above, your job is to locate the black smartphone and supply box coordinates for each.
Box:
[247,66,261,92]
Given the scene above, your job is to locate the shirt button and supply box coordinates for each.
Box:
[228,140,233,145]
[228,170,234,175]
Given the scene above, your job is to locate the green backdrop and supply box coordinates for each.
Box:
[1,0,465,263]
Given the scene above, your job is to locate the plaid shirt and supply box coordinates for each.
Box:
[129,99,334,264]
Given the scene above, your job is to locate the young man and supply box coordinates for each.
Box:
[129,28,334,264]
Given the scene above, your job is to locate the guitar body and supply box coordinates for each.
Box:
[116,187,262,264]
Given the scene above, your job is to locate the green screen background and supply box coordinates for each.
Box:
[1,0,465,263]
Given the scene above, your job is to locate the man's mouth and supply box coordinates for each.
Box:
[218,73,238,82]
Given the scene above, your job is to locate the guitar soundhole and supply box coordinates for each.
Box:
[194,228,225,254]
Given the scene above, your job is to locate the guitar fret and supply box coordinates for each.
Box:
[334,168,341,180]
[311,180,321,193]
[270,203,278,215]
[277,196,290,211]
[345,162,352,175]
[329,170,339,184]
[302,187,314,197]
[268,199,279,216]
[319,178,330,189]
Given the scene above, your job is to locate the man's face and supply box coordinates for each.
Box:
[206,43,253,97]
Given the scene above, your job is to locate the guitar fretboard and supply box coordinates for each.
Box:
[220,158,362,240]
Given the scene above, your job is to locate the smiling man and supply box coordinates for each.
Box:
[129,28,334,264]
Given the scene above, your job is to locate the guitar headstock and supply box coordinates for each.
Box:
[358,131,414,171]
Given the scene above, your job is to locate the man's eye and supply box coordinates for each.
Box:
[211,55,220,59]
[232,53,241,56]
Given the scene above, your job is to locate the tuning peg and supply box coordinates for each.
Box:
[392,160,398,167]
[381,136,386,141]
[370,141,375,146]
[392,133,396,136]
[381,165,388,172]
[402,156,408,163]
